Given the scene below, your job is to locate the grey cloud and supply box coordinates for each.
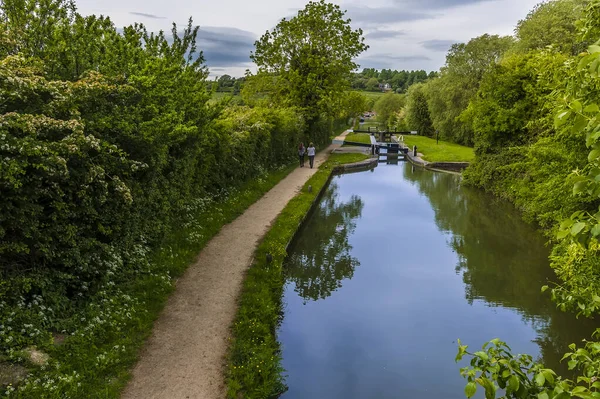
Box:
[129,12,166,19]
[390,0,496,9]
[357,53,431,69]
[365,29,406,40]
[420,39,456,52]
[197,27,256,67]
[344,6,435,27]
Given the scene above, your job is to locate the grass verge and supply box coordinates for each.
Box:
[4,164,297,398]
[226,152,369,398]
[401,135,475,162]
[343,133,372,145]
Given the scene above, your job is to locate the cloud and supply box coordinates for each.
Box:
[197,27,256,67]
[357,53,431,70]
[420,39,456,52]
[129,12,166,20]
[365,29,406,40]
[344,6,435,27]
[390,0,497,9]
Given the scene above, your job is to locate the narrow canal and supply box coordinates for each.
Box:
[278,161,597,398]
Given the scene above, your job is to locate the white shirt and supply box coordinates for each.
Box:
[307,146,316,156]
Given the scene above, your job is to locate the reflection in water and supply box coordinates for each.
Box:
[285,182,364,302]
[279,163,596,399]
[401,166,597,375]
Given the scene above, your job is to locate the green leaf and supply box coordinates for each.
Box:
[538,392,549,399]
[590,149,600,162]
[584,104,600,113]
[571,222,587,236]
[568,359,578,369]
[541,369,555,385]
[507,375,519,393]
[574,115,589,133]
[574,181,588,195]
[535,372,546,386]
[465,381,477,398]
[572,101,583,113]
[474,351,489,361]
[591,224,600,237]
[560,219,575,229]
[589,45,600,54]
[555,110,572,127]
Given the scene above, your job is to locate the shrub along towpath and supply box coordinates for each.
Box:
[122,137,347,399]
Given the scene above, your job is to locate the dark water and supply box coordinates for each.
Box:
[279,161,597,399]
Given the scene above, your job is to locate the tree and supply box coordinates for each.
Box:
[418,34,514,145]
[514,0,587,55]
[341,90,367,119]
[365,77,379,91]
[374,92,404,128]
[405,83,434,136]
[250,0,368,122]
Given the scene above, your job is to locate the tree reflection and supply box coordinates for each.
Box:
[285,181,364,302]
[401,164,597,370]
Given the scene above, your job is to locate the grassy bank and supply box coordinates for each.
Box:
[226,152,369,398]
[344,133,372,144]
[401,135,475,162]
[4,164,297,398]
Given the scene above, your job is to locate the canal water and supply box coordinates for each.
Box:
[278,161,597,398]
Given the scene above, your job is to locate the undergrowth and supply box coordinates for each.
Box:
[2,164,296,398]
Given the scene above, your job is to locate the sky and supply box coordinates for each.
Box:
[75,0,542,77]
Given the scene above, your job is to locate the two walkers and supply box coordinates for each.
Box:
[298,142,316,168]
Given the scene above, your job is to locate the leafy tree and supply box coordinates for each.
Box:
[419,34,514,145]
[250,0,368,123]
[405,83,434,136]
[514,0,587,55]
[341,90,367,119]
[374,92,404,128]
[461,51,566,155]
[365,76,380,91]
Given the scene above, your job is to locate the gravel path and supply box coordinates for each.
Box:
[122,140,342,399]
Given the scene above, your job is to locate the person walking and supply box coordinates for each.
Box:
[298,142,305,167]
[307,142,316,169]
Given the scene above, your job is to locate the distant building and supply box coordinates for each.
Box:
[378,83,392,92]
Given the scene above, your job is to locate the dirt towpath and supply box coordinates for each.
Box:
[122,138,344,399]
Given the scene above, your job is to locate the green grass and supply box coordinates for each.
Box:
[401,135,475,162]
[208,91,241,104]
[225,151,369,398]
[8,164,297,398]
[352,90,385,101]
[359,121,381,130]
[344,133,372,144]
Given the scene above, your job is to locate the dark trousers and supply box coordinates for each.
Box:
[299,154,305,167]
[309,155,315,168]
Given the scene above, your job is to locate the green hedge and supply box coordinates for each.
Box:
[0,5,341,394]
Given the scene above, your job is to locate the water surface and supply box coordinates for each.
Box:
[279,161,597,398]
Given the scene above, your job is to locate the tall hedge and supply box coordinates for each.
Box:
[0,0,335,359]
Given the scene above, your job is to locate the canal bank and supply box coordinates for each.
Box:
[224,152,372,398]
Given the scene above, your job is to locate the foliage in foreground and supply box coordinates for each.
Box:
[226,152,369,398]
[1,164,295,397]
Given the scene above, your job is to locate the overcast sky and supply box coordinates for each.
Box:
[76,0,541,77]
